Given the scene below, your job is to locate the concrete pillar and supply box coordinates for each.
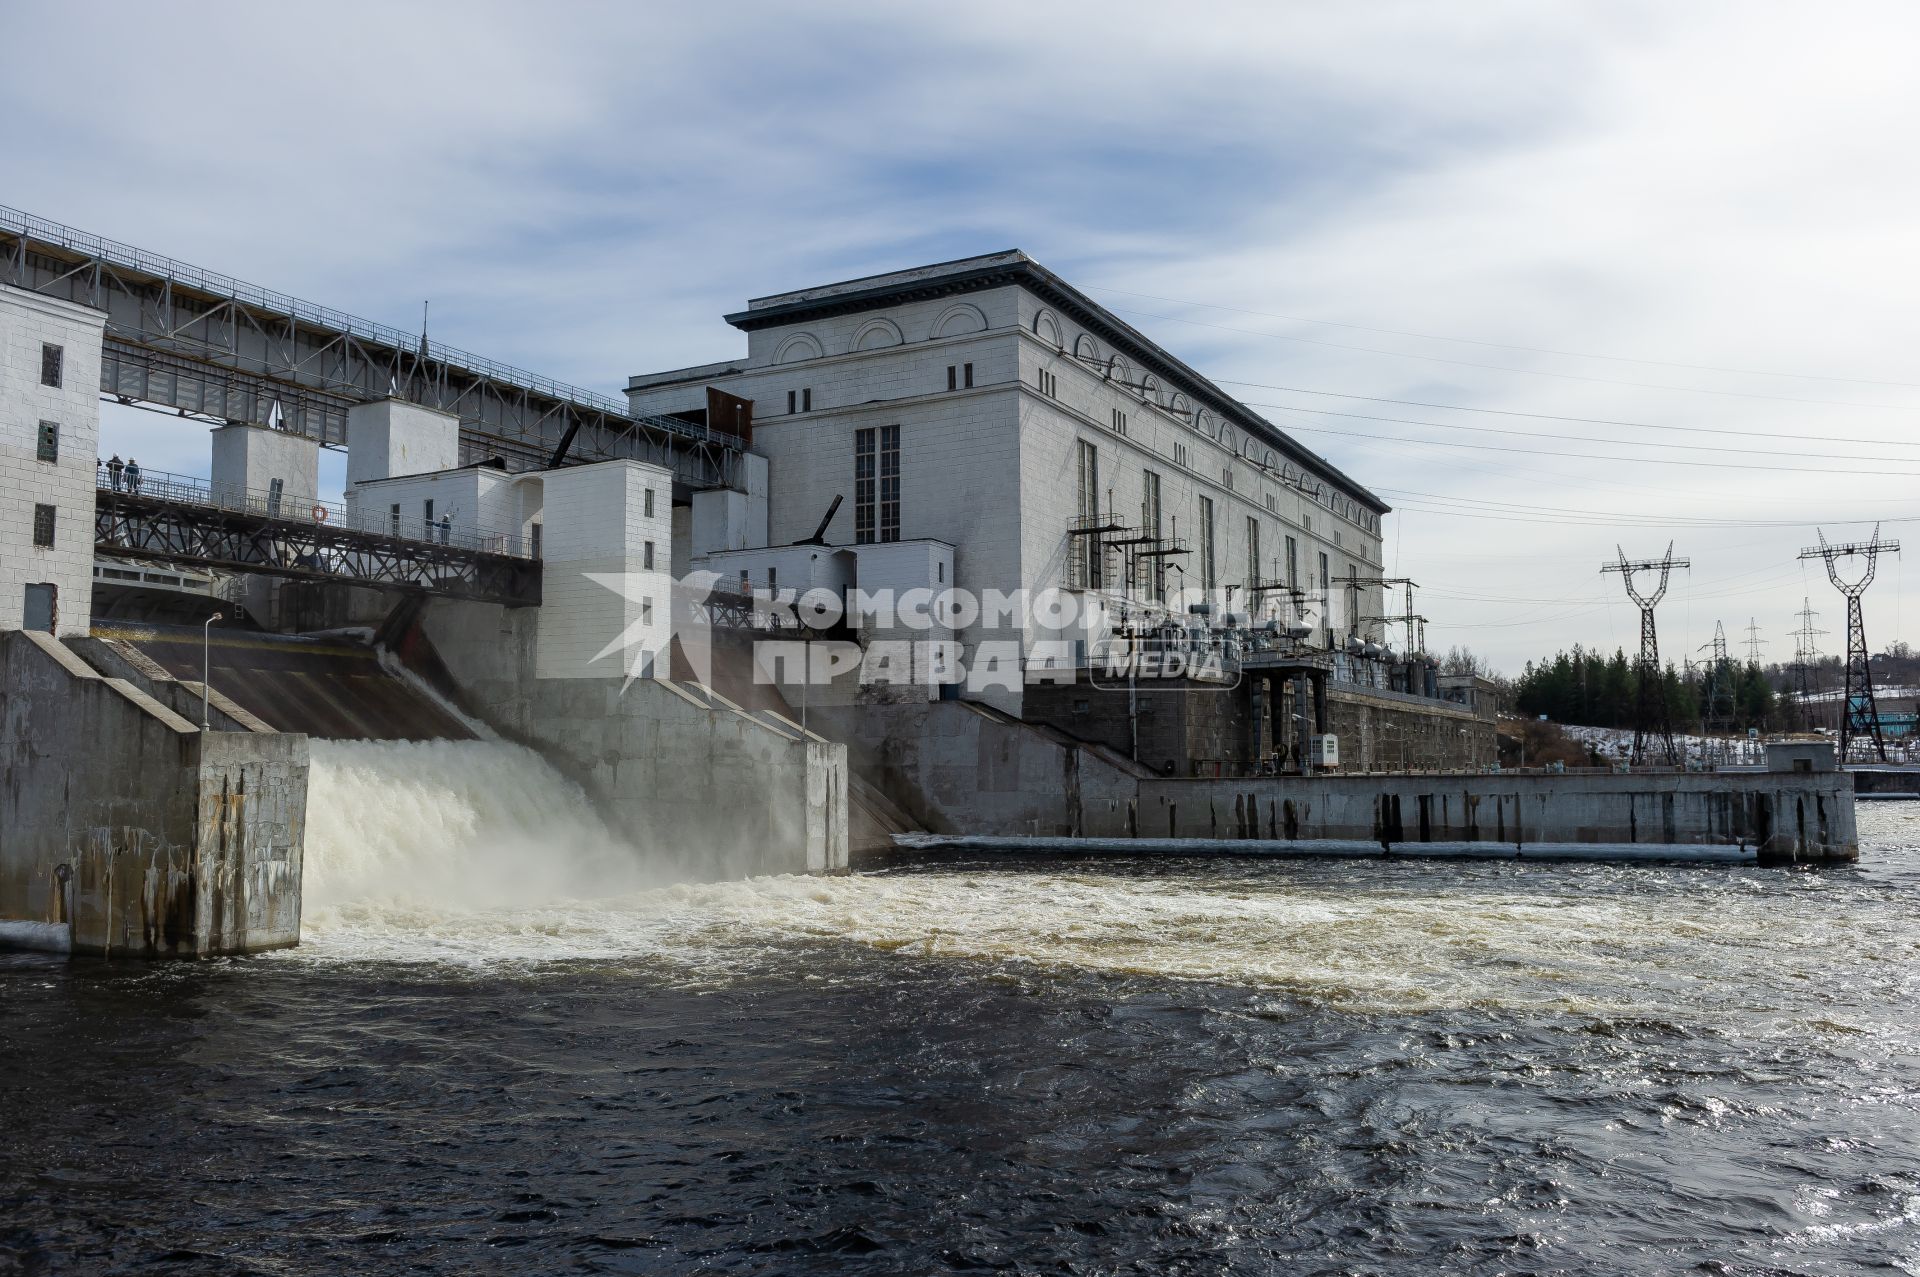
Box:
[345,399,460,489]
[1,284,106,638]
[535,459,674,680]
[689,451,771,558]
[211,422,318,515]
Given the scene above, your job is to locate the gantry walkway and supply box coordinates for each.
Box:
[93,467,540,606]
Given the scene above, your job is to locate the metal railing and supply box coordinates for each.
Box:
[95,464,533,559]
[4,205,742,449]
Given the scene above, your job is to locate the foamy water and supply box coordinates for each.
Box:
[295,742,1920,1024]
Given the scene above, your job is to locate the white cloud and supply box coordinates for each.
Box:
[15,0,1920,672]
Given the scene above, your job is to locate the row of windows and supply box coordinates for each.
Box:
[1035,348,1380,535]
[1075,437,1326,602]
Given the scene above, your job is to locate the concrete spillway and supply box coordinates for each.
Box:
[90,623,474,741]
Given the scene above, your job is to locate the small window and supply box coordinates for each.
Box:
[740,568,750,591]
[644,487,655,519]
[787,390,797,414]
[1111,408,1127,436]
[424,499,435,528]
[389,503,401,535]
[963,362,973,388]
[268,477,285,517]
[530,523,542,559]
[767,566,777,592]
[938,561,945,583]
[947,365,958,391]
[641,599,654,625]
[802,388,812,412]
[36,421,58,463]
[40,343,62,388]
[32,503,55,547]
[643,541,656,570]
[1038,369,1058,398]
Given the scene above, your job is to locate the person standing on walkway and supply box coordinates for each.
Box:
[107,454,124,490]
[125,458,142,494]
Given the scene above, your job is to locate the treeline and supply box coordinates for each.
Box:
[1513,646,1781,732]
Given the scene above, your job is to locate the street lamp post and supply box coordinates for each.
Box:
[202,611,223,730]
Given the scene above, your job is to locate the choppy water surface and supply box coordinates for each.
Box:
[4,802,1919,1274]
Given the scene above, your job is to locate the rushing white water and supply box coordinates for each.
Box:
[298,742,1920,1027]
[303,739,662,914]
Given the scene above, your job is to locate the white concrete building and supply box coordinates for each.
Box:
[0,285,106,636]
[339,395,674,682]
[626,251,1391,713]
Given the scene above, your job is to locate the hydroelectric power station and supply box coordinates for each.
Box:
[0,208,1858,958]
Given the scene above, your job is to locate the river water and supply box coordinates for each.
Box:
[3,743,1918,1275]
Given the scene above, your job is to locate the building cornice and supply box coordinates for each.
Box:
[723,257,1389,516]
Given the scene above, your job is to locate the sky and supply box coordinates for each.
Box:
[8,0,1919,675]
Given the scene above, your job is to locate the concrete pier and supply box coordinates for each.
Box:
[0,630,308,956]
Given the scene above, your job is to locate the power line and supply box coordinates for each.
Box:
[1083,283,1920,390]
[1101,302,1920,412]
[1239,396,1920,466]
[1278,419,1920,478]
[1215,377,1920,450]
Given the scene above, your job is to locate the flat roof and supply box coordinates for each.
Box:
[718,252,1388,515]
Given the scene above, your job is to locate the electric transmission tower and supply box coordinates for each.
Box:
[1789,597,1827,732]
[1743,618,1767,664]
[1601,543,1690,766]
[1697,621,1736,754]
[1798,525,1900,763]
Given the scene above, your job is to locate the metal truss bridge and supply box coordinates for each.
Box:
[2,206,744,490]
[94,467,540,607]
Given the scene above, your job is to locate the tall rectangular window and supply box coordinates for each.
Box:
[1141,470,1163,600]
[1246,518,1261,591]
[878,423,900,542]
[855,425,902,544]
[389,503,401,536]
[36,421,58,463]
[40,343,62,388]
[787,390,797,414]
[32,504,55,547]
[1319,550,1332,644]
[963,362,973,388]
[1075,439,1101,590]
[424,499,435,529]
[1198,496,1216,592]
[1285,535,1298,588]
[644,487,655,519]
[268,477,284,517]
[802,388,812,412]
[530,523,542,559]
[948,365,958,391]
[644,541,656,570]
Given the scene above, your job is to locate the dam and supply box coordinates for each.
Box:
[0,211,1864,962]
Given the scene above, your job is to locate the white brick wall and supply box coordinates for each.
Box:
[536,460,674,680]
[210,422,320,509]
[0,284,106,636]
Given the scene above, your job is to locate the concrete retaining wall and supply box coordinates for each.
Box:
[1112,771,1856,864]
[810,699,1148,838]
[413,599,846,878]
[0,630,308,956]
